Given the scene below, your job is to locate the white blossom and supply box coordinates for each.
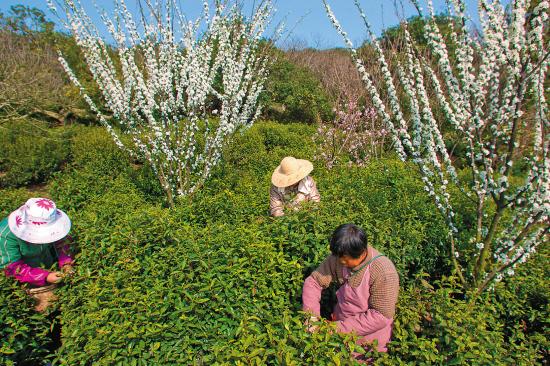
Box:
[325,0,549,288]
[49,0,275,203]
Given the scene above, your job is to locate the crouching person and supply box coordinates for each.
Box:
[1,198,75,312]
[302,224,399,360]
[270,156,320,217]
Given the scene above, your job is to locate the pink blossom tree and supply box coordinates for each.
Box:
[314,95,387,169]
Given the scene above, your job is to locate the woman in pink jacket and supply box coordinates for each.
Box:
[0,197,75,311]
[302,224,399,359]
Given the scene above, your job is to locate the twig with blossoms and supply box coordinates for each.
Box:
[324,0,549,294]
[48,0,276,207]
[314,95,387,169]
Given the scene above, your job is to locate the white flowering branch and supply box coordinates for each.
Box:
[324,0,549,293]
[48,0,275,207]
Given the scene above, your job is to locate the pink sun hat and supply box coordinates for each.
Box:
[8,198,71,244]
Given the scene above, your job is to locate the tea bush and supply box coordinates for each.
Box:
[375,268,549,366]
[0,188,32,217]
[0,119,73,187]
[68,127,128,174]
[262,56,333,124]
[52,183,365,364]
[0,274,53,366]
[49,127,133,211]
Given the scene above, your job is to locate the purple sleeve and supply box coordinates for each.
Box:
[55,240,74,267]
[336,309,392,336]
[302,275,323,317]
[4,260,50,286]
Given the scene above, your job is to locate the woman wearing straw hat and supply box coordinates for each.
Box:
[270,156,321,217]
[0,197,75,312]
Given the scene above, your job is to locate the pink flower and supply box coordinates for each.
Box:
[35,199,55,210]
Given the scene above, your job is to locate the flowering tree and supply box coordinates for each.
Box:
[314,95,386,169]
[325,0,549,294]
[48,0,274,207]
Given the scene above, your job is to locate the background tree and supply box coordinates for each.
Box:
[261,50,333,124]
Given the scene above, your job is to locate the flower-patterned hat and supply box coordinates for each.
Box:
[271,156,314,188]
[8,198,71,244]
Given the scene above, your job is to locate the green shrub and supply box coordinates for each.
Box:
[373,274,547,365]
[0,275,53,366]
[0,188,32,217]
[53,187,343,364]
[262,56,333,124]
[490,245,549,364]
[1,120,546,364]
[220,121,317,182]
[0,119,73,187]
[49,127,133,211]
[69,127,128,175]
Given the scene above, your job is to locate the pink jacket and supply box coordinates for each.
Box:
[4,239,73,287]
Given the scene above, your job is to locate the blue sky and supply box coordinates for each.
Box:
[0,0,487,49]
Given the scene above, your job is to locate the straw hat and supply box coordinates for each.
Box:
[8,198,71,244]
[271,156,313,188]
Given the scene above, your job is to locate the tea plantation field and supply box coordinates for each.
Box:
[1,121,548,365]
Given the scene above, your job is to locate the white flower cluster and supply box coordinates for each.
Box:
[325,0,548,287]
[48,0,274,203]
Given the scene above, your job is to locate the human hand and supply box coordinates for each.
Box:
[62,264,75,276]
[46,272,64,284]
[305,316,320,333]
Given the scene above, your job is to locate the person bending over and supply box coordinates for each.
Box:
[1,198,75,312]
[302,223,399,356]
[270,156,320,217]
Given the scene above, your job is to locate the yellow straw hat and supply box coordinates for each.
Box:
[271,156,313,188]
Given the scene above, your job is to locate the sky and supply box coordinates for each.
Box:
[0,0,489,49]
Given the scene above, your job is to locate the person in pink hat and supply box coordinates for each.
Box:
[0,197,75,311]
[270,156,321,217]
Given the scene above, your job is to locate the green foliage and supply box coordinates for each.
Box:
[0,188,32,218]
[49,127,131,210]
[68,127,128,174]
[0,121,546,364]
[0,119,73,187]
[220,121,316,185]
[0,276,53,366]
[489,245,549,364]
[373,273,548,365]
[379,15,458,55]
[262,55,333,124]
[0,5,54,34]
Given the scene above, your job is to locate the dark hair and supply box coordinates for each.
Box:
[329,224,368,258]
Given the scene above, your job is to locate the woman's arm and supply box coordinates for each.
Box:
[4,260,50,286]
[302,255,339,316]
[269,185,285,217]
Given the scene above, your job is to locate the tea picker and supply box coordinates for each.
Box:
[1,198,75,312]
[269,156,321,217]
